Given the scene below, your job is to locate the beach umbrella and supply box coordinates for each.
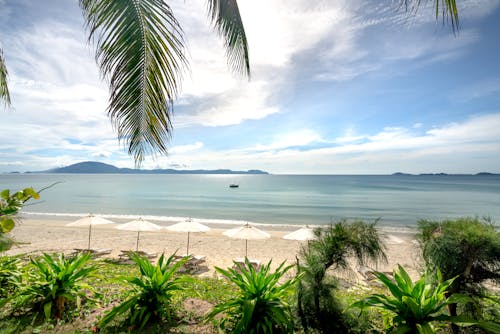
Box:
[283,226,315,241]
[223,223,270,257]
[66,215,115,249]
[115,218,162,251]
[165,219,210,255]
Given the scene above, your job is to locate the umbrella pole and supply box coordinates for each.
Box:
[88,224,92,249]
[186,232,190,255]
[136,231,140,252]
[245,239,248,258]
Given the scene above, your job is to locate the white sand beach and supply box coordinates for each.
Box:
[5,218,422,280]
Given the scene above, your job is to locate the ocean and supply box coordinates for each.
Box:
[1,174,500,229]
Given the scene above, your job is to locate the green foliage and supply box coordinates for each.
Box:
[418,217,500,320]
[352,265,461,333]
[0,48,10,108]
[352,265,500,334]
[15,252,96,321]
[79,0,249,164]
[0,187,40,251]
[297,220,387,333]
[0,256,22,301]
[402,0,460,32]
[99,253,187,331]
[208,258,298,334]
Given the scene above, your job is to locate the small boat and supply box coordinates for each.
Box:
[229,184,239,188]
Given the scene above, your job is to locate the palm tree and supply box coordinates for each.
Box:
[1,0,459,163]
[297,220,387,333]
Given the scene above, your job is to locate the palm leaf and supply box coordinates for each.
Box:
[0,48,10,108]
[80,0,187,164]
[402,0,459,32]
[207,0,250,78]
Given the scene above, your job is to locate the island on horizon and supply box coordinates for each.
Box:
[26,161,269,175]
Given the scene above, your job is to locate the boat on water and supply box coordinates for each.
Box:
[229,184,239,188]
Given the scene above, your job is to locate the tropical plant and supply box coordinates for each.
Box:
[14,252,96,320]
[297,220,387,333]
[0,187,40,251]
[207,258,299,334]
[353,265,457,333]
[418,217,500,324]
[352,265,500,334]
[99,252,187,331]
[0,256,22,301]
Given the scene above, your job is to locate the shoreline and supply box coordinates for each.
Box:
[5,217,422,280]
[22,211,419,235]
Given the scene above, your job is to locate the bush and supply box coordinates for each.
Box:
[15,252,96,320]
[208,258,298,333]
[418,217,500,322]
[99,253,187,331]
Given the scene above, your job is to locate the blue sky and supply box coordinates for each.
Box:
[1,0,500,174]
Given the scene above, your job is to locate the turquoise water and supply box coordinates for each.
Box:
[1,174,500,228]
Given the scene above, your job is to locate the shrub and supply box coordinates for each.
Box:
[99,253,187,331]
[15,252,96,320]
[208,258,299,333]
[0,188,39,251]
[352,265,500,334]
[0,256,22,302]
[418,217,500,322]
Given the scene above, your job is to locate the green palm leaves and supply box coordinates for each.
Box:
[17,252,96,320]
[0,48,10,108]
[208,259,298,334]
[79,0,250,164]
[207,0,250,77]
[99,253,187,331]
[80,0,187,164]
[403,0,460,32]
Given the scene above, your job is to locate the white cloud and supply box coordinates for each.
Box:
[176,81,279,127]
[250,129,322,151]
[170,142,204,153]
[158,113,500,174]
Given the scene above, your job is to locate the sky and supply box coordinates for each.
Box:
[1,0,500,174]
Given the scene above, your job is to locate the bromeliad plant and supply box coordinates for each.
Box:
[351,265,499,334]
[99,253,187,331]
[15,252,96,320]
[208,258,300,334]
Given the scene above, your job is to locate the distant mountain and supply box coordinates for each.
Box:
[392,172,499,176]
[37,161,269,175]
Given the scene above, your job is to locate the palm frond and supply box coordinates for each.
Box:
[401,0,460,32]
[80,0,187,165]
[0,48,10,108]
[207,0,250,78]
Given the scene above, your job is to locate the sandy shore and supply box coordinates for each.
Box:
[5,218,422,281]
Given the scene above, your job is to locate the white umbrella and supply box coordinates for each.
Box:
[223,223,270,257]
[165,219,210,255]
[283,226,315,241]
[115,218,162,251]
[66,215,115,249]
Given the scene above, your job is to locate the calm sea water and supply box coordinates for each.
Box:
[1,174,500,229]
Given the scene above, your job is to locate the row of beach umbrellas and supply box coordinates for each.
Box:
[67,215,315,256]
